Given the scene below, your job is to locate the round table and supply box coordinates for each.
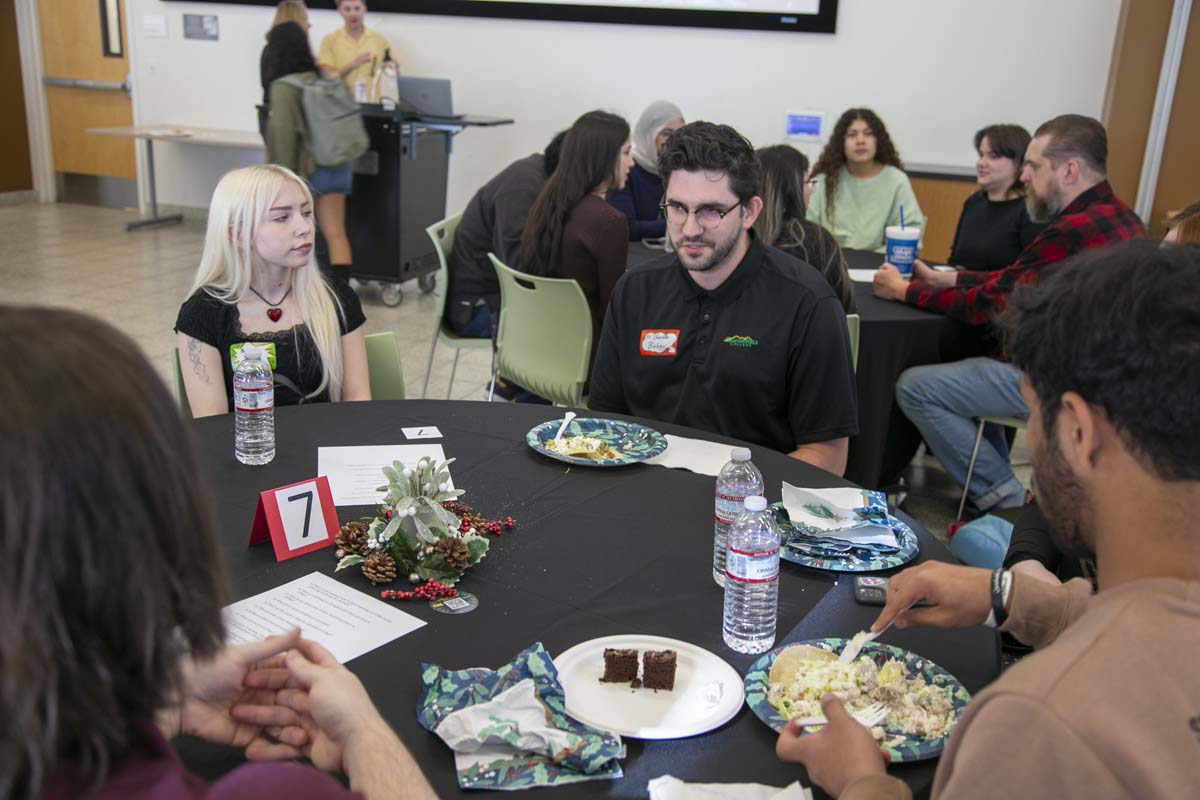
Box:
[177,401,1000,798]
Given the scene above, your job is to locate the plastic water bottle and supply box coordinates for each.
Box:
[713,447,764,586]
[234,344,275,465]
[722,496,780,654]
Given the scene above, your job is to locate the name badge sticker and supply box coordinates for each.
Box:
[639,329,680,357]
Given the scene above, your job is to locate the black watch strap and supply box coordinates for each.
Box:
[991,568,1010,627]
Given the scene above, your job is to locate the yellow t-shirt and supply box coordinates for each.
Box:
[317,26,392,92]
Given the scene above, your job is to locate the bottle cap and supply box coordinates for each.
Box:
[241,344,263,361]
[731,447,752,462]
[743,495,767,512]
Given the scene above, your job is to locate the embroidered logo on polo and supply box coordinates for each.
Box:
[723,335,759,348]
[639,329,680,356]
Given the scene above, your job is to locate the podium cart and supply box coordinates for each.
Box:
[347,107,513,305]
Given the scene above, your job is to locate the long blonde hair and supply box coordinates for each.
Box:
[189,164,345,401]
[267,0,309,38]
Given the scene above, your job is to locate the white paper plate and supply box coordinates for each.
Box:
[553,634,744,739]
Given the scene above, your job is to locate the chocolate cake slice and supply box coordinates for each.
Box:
[601,648,639,683]
[641,649,677,691]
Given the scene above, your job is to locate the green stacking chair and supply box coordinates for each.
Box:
[487,253,591,407]
[957,415,1028,521]
[365,331,406,400]
[172,347,193,417]
[846,313,861,372]
[421,214,493,399]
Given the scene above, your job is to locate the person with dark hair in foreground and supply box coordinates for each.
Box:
[589,122,858,475]
[777,239,1200,799]
[445,130,568,338]
[0,307,435,799]
[754,144,855,313]
[879,114,1145,514]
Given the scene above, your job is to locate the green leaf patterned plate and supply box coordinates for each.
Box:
[774,503,920,573]
[743,638,971,763]
[526,418,668,467]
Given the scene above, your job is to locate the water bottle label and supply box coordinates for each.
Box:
[235,386,274,412]
[726,547,780,584]
[715,492,744,524]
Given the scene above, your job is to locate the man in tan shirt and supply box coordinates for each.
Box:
[776,239,1200,799]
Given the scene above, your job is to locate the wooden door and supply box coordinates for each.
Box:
[38,0,135,179]
[1,1,33,192]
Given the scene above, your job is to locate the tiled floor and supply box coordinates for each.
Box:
[1,201,1028,545]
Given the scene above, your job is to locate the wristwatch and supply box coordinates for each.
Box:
[985,568,1013,628]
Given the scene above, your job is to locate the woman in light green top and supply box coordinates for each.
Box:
[806,108,924,253]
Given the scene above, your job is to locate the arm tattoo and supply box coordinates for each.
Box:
[187,338,211,384]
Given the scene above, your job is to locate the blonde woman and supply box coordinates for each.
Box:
[175,165,370,417]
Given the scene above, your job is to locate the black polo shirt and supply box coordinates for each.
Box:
[589,235,859,455]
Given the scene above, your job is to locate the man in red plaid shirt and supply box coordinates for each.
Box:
[873,115,1144,516]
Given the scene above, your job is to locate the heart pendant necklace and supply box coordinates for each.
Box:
[249,286,292,323]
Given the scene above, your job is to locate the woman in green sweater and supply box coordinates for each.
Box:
[806,108,924,253]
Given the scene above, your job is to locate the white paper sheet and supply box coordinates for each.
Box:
[781,483,898,547]
[318,443,450,506]
[222,572,425,663]
[644,434,739,477]
[849,268,878,283]
[649,775,812,800]
[402,425,443,440]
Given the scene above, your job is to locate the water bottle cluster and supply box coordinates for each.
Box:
[716,449,780,655]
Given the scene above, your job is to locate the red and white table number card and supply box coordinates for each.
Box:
[249,476,339,561]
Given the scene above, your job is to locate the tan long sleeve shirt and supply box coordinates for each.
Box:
[843,575,1200,800]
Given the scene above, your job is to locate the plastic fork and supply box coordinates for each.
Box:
[790,701,888,729]
[553,411,577,442]
[838,600,918,664]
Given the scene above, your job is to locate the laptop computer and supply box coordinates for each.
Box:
[396,77,464,121]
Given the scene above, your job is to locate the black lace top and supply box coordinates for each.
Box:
[174,281,365,408]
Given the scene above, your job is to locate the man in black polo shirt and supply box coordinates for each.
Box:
[589,123,858,475]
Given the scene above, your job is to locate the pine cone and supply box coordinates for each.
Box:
[434,536,471,571]
[335,521,370,557]
[362,552,398,585]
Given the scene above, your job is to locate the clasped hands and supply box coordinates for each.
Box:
[776,562,996,796]
[161,627,383,774]
[873,259,957,302]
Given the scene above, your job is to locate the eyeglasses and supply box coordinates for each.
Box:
[659,200,742,229]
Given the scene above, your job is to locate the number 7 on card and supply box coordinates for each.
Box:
[249,476,339,561]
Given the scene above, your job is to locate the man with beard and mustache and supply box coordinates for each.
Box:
[588,122,858,474]
[775,240,1200,799]
[873,115,1144,515]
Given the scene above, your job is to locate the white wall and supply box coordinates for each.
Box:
[127,0,1123,212]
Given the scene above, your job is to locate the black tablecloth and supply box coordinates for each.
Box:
[176,400,999,798]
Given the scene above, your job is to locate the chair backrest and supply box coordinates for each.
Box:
[172,347,193,417]
[364,331,406,400]
[425,213,463,322]
[846,313,861,372]
[489,253,591,407]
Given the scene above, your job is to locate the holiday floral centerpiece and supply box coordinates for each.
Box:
[334,457,491,588]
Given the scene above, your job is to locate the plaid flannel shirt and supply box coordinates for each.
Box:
[905,181,1145,325]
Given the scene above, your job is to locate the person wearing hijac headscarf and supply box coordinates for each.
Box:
[607,100,684,241]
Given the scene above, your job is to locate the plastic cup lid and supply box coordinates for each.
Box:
[743,495,768,512]
[731,447,753,462]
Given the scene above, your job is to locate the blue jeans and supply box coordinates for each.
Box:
[895,358,1027,511]
[949,515,1015,568]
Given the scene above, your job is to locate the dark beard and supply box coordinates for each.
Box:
[1032,424,1095,560]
